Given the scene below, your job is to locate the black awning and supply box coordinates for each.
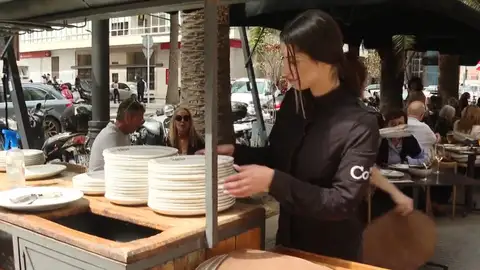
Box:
[230,0,480,52]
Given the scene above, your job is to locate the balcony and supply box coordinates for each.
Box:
[19,13,172,44]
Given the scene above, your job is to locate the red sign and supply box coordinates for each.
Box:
[166,69,169,85]
[20,51,51,59]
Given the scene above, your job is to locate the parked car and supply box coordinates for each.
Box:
[110,82,155,102]
[231,78,278,115]
[0,83,70,137]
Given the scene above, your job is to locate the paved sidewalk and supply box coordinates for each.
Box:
[265,213,480,269]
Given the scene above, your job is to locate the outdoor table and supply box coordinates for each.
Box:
[368,171,480,221]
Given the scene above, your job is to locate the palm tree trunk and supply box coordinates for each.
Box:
[438,54,460,103]
[180,9,206,135]
[165,11,180,104]
[180,7,234,144]
[378,43,404,111]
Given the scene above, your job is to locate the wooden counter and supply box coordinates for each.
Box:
[0,168,265,270]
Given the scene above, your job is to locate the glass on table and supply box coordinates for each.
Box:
[434,144,445,174]
[446,131,454,144]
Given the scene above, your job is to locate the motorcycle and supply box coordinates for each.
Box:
[131,104,175,145]
[73,85,92,104]
[42,102,92,165]
[232,101,253,146]
[30,101,53,150]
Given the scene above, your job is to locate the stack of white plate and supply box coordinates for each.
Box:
[104,145,178,205]
[72,170,105,195]
[148,155,236,216]
[0,149,45,170]
[379,124,411,139]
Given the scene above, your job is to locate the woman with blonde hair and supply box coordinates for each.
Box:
[166,107,204,155]
[453,105,480,141]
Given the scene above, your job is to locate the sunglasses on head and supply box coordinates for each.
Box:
[175,115,191,122]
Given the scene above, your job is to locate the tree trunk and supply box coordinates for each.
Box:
[181,9,206,135]
[438,54,460,103]
[180,7,234,144]
[216,6,234,144]
[377,43,404,112]
[165,11,180,104]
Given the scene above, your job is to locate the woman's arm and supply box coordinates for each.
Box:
[370,167,414,215]
[268,113,379,220]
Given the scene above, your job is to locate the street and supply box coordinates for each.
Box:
[109,99,165,121]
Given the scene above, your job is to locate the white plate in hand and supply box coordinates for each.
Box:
[0,187,83,212]
[389,164,409,170]
[380,169,405,178]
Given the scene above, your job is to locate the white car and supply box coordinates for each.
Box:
[231,78,278,115]
[110,82,155,102]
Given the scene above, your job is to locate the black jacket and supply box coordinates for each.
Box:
[234,86,379,261]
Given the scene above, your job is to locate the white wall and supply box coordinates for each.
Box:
[18,57,51,83]
[53,49,76,83]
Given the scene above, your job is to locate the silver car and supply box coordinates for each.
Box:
[0,83,70,137]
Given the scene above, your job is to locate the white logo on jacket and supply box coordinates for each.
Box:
[350,165,370,180]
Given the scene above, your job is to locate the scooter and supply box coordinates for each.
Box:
[131,104,175,145]
[42,102,92,165]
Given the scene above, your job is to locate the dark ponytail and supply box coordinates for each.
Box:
[338,53,366,97]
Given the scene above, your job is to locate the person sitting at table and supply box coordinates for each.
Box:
[434,105,456,142]
[453,105,480,142]
[406,101,438,163]
[377,110,423,166]
[89,98,145,172]
[166,107,204,155]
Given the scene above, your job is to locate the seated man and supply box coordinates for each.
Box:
[88,98,145,172]
[377,110,424,166]
[407,101,438,164]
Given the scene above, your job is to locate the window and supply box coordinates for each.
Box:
[150,13,170,33]
[77,54,92,66]
[111,22,129,36]
[231,81,266,95]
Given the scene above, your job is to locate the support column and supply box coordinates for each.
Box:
[88,19,110,143]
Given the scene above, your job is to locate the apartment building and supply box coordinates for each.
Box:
[18,13,246,99]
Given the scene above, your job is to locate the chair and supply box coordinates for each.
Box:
[438,161,458,218]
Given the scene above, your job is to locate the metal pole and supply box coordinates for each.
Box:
[88,19,111,143]
[147,38,151,104]
[239,26,267,146]
[2,36,32,149]
[204,0,218,248]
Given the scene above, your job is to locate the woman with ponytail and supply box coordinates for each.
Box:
[198,10,379,261]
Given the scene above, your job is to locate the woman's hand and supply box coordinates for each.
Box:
[391,191,414,216]
[224,164,274,198]
[195,144,235,156]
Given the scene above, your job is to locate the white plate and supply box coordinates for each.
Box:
[380,169,404,178]
[149,199,235,216]
[0,187,83,212]
[389,179,415,184]
[103,145,178,159]
[388,164,409,170]
[149,155,233,168]
[25,164,67,180]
